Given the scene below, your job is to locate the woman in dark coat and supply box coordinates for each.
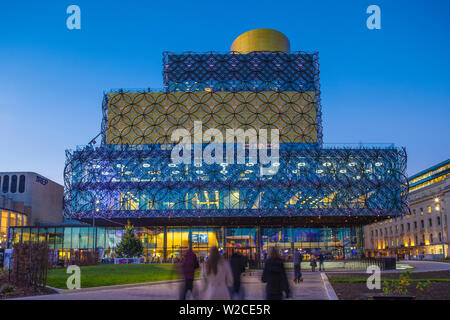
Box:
[261,247,290,300]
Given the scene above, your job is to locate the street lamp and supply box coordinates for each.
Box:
[435,197,446,259]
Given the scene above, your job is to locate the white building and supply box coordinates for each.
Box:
[365,159,449,259]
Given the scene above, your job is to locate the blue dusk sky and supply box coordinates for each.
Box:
[0,0,449,185]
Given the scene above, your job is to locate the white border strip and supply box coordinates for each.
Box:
[320,272,339,300]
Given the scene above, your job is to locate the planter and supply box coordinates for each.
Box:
[366,293,416,300]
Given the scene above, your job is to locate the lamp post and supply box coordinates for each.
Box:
[93,200,99,254]
[435,197,446,259]
[94,200,99,228]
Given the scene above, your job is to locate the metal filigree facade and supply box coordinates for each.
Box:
[103,90,318,145]
[64,51,408,226]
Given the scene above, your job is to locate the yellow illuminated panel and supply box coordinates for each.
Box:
[409,172,449,192]
[9,212,16,227]
[409,163,450,185]
[155,230,218,259]
[1,210,9,242]
[106,91,318,144]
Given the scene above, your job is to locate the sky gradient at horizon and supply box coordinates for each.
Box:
[1,0,449,185]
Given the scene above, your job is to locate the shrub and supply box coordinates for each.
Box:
[1,283,16,294]
[10,241,49,290]
[67,249,99,266]
[0,270,6,282]
[382,270,431,295]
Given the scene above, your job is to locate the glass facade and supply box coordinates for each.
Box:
[8,225,363,264]
[1,209,27,247]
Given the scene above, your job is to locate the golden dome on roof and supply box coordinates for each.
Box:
[231,28,290,53]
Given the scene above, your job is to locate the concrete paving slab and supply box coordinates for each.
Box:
[12,271,329,300]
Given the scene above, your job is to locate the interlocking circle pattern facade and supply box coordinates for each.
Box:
[104,90,318,145]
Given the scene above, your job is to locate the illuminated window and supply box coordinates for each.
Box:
[420,208,423,215]
[1,210,9,236]
[9,212,16,226]
[427,205,431,213]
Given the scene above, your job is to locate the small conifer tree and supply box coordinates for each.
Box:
[116,221,143,258]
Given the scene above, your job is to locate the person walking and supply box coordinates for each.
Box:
[200,246,233,300]
[261,247,290,300]
[310,256,317,272]
[230,250,246,299]
[318,253,325,272]
[180,247,199,300]
[293,249,303,283]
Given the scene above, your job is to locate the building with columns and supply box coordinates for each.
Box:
[365,159,449,259]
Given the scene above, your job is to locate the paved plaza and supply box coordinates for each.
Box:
[397,260,450,272]
[11,260,450,300]
[13,271,330,300]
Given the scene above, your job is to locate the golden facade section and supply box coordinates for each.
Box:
[106,91,318,144]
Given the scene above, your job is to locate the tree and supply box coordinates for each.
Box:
[116,221,143,258]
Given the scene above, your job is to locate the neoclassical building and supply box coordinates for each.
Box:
[365,159,449,258]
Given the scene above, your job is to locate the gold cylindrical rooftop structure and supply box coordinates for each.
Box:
[230,28,290,53]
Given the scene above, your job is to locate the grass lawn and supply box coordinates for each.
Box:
[47,263,196,289]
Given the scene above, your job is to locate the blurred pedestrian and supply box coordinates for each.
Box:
[230,250,246,299]
[310,256,317,272]
[200,246,233,300]
[293,249,303,283]
[261,247,290,300]
[180,247,199,300]
[318,253,325,271]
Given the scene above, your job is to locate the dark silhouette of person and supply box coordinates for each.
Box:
[261,247,290,300]
[180,247,199,299]
[318,253,325,271]
[230,250,246,299]
[293,249,303,283]
[310,256,317,272]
